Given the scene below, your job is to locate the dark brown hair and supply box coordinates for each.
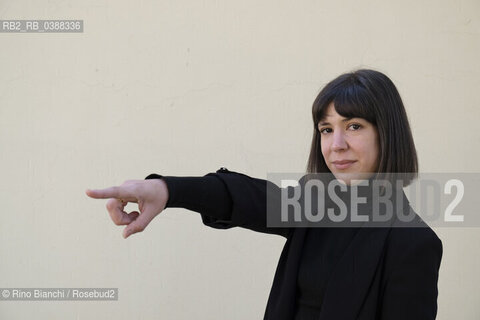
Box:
[306,69,418,186]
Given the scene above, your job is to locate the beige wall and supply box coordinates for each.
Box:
[1,0,479,319]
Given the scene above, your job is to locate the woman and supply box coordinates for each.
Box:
[86,69,443,319]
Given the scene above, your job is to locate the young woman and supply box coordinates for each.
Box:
[86,69,443,320]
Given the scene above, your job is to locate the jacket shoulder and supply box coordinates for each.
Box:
[384,222,443,277]
[388,219,441,246]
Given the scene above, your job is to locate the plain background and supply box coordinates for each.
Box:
[1,0,479,319]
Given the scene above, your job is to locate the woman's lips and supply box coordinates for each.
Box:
[332,160,356,170]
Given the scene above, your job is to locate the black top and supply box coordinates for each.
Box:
[147,173,363,319]
[295,227,360,319]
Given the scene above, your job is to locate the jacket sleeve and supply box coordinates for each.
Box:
[379,228,443,320]
[145,167,293,238]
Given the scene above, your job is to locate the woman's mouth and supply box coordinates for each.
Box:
[332,160,357,170]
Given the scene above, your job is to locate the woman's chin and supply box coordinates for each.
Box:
[333,172,375,186]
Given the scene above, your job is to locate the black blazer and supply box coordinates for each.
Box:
[151,168,443,320]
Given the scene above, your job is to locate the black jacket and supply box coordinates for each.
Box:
[146,168,443,320]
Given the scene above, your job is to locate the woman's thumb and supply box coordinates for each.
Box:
[122,207,156,239]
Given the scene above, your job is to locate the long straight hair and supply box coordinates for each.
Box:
[306,69,418,186]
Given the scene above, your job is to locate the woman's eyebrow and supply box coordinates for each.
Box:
[318,117,353,126]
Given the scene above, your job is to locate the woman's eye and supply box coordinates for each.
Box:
[319,128,331,134]
[349,123,362,130]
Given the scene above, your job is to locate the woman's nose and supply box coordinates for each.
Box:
[331,131,348,151]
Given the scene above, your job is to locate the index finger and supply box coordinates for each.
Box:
[85,186,133,200]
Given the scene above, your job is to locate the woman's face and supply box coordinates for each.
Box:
[318,103,380,185]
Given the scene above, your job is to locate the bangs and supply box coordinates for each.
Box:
[313,80,377,125]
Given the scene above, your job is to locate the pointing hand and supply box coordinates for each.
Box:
[86,179,169,238]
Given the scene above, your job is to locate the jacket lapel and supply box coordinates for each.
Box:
[265,227,307,320]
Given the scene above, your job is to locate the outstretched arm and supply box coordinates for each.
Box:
[86,168,292,239]
[145,168,292,237]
